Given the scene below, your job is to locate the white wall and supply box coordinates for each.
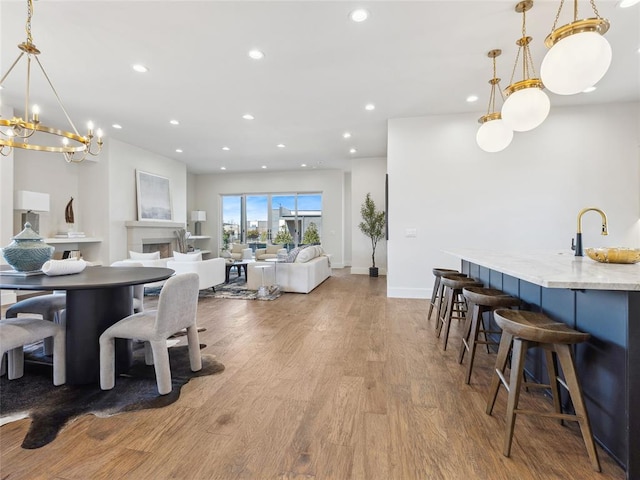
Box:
[387,102,640,298]
[0,104,16,304]
[107,139,187,263]
[343,172,352,267]
[195,170,345,267]
[351,157,387,274]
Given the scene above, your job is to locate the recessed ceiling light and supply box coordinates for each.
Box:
[277,144,286,148]
[365,103,375,111]
[175,149,183,153]
[261,165,267,169]
[112,124,122,129]
[242,114,255,120]
[350,9,369,22]
[466,95,479,103]
[343,132,352,139]
[170,119,179,125]
[349,148,357,154]
[619,0,640,7]
[248,49,265,60]
[582,86,597,93]
[301,163,307,167]
[132,64,148,73]
[220,166,227,170]
[222,146,230,151]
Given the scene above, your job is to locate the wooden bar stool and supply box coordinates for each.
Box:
[433,272,469,330]
[428,268,459,320]
[458,287,520,384]
[436,274,482,351]
[485,309,600,472]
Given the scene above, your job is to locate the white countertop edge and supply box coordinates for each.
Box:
[445,249,640,291]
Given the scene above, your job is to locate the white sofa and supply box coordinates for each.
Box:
[120,254,173,289]
[246,250,331,294]
[166,257,225,290]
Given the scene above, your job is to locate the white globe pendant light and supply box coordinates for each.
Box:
[540,3,611,95]
[502,81,550,132]
[475,49,514,153]
[501,1,550,133]
[477,115,514,153]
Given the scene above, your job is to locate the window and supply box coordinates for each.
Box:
[221,193,322,250]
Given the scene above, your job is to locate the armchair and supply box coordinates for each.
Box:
[255,244,287,261]
[166,257,225,290]
[229,243,253,260]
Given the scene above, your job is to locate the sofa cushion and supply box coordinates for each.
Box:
[129,251,160,260]
[173,251,202,262]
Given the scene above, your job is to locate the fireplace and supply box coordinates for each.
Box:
[125,221,185,256]
[142,242,172,258]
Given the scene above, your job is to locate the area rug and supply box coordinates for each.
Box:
[0,344,224,449]
[145,275,281,301]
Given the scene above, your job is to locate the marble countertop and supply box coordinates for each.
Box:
[445,249,640,291]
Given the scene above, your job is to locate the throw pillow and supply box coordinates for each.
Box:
[173,251,202,262]
[295,246,318,263]
[129,251,160,260]
[286,245,310,263]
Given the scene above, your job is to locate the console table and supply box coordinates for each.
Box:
[0,266,174,385]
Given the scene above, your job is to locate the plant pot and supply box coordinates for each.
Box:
[369,267,379,277]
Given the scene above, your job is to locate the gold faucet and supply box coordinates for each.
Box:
[572,207,608,256]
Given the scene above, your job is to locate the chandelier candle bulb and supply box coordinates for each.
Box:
[32,105,40,122]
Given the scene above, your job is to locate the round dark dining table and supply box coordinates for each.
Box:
[0,265,174,385]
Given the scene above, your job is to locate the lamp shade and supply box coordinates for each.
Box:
[501,87,550,132]
[13,191,50,212]
[191,210,206,222]
[541,31,612,95]
[476,119,514,153]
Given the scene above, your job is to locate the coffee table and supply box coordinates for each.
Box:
[225,259,253,283]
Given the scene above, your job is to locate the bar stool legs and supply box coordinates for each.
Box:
[428,268,459,320]
[486,309,601,472]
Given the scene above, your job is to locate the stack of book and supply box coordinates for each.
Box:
[55,231,86,238]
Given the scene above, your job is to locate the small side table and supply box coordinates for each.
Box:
[253,264,273,298]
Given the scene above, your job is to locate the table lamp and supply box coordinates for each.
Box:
[14,190,50,234]
[191,210,206,236]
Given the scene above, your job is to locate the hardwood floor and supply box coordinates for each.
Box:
[0,270,626,479]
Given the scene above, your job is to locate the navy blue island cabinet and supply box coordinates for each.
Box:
[447,250,640,479]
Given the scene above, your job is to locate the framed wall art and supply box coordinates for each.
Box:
[136,170,172,221]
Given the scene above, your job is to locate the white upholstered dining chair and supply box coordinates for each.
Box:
[99,272,202,395]
[0,317,66,385]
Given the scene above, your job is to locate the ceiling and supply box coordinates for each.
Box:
[1,1,638,174]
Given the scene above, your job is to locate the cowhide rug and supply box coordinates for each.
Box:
[0,344,224,449]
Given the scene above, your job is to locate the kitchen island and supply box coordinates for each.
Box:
[446,249,640,479]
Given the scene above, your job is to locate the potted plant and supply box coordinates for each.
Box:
[302,222,321,245]
[358,193,386,277]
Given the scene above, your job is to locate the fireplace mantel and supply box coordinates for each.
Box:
[125,221,185,229]
[125,220,186,254]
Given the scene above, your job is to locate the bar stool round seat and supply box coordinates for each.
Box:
[436,274,483,350]
[428,268,460,321]
[458,287,521,384]
[485,309,600,472]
